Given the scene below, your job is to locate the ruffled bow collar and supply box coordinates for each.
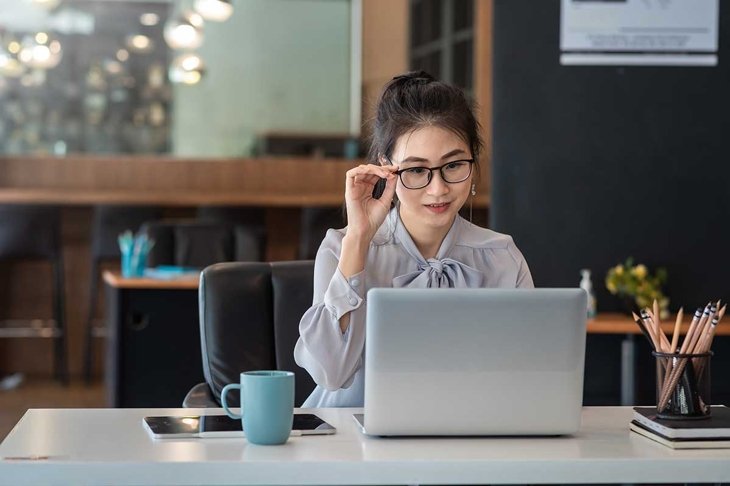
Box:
[390,211,485,289]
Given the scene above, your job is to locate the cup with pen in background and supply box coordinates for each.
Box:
[633,299,726,420]
[118,230,154,278]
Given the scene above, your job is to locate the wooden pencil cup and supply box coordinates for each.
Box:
[653,351,712,420]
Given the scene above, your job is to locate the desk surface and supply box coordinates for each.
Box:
[1,407,729,485]
[103,270,199,289]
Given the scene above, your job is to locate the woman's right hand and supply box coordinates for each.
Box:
[344,163,398,243]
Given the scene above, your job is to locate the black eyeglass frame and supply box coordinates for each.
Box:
[388,158,475,190]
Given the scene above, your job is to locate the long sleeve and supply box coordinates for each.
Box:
[294,229,367,391]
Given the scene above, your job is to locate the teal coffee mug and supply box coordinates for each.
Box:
[221,371,295,445]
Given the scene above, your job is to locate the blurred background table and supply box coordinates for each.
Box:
[103,271,201,408]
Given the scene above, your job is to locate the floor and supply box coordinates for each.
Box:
[0,376,105,442]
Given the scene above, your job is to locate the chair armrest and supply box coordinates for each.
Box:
[182,382,219,408]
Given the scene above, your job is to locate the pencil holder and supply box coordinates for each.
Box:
[653,351,712,420]
[121,249,147,278]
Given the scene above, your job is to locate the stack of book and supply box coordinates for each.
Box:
[630,406,730,449]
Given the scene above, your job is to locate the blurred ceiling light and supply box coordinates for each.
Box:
[194,0,233,22]
[169,52,205,85]
[140,12,160,26]
[0,52,25,77]
[164,11,204,50]
[19,33,62,69]
[104,59,123,75]
[125,34,154,54]
[1,33,26,77]
[116,48,129,62]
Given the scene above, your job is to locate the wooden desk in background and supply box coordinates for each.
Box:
[0,155,491,261]
[103,271,201,408]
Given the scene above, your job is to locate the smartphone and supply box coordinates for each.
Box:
[372,178,386,199]
[143,413,336,439]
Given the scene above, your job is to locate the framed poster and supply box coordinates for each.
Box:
[560,0,719,66]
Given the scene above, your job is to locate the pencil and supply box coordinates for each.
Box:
[700,304,726,354]
[632,311,657,350]
[681,304,710,354]
[640,309,660,351]
[688,303,716,354]
[670,307,683,354]
[645,307,670,352]
[681,308,703,353]
[692,305,725,382]
[663,307,682,389]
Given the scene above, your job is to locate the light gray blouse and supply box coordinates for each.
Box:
[293,209,534,408]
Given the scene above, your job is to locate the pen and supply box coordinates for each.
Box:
[632,311,656,350]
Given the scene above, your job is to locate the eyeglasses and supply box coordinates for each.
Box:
[391,159,475,190]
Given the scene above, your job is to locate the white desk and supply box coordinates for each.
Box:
[1,407,729,485]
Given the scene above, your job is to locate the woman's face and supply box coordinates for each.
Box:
[386,125,473,232]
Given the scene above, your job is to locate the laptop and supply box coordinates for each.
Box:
[359,288,587,436]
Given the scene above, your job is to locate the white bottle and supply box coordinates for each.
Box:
[580,269,597,319]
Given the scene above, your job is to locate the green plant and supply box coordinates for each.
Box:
[605,257,669,318]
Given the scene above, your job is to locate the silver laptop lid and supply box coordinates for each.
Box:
[364,288,587,436]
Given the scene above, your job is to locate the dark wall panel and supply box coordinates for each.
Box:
[492,0,729,312]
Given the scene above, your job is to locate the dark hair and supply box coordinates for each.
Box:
[367,71,483,173]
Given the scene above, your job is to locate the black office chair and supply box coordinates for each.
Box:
[83,205,163,382]
[0,205,68,383]
[196,206,265,227]
[184,261,316,408]
[298,207,345,260]
[196,206,266,259]
[141,219,264,268]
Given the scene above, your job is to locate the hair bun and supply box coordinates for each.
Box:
[390,70,435,84]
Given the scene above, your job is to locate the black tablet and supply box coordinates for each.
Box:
[143,413,336,439]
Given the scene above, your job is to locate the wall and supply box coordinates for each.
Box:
[492,0,729,309]
[172,0,352,157]
[491,0,730,403]
[361,0,409,133]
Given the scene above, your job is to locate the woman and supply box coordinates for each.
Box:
[294,71,533,408]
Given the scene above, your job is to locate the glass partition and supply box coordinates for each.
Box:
[0,0,353,157]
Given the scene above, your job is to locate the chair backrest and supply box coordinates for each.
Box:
[0,205,61,259]
[198,261,316,407]
[195,206,265,227]
[298,207,345,260]
[90,205,163,260]
[142,220,263,268]
[197,206,267,259]
[271,261,317,404]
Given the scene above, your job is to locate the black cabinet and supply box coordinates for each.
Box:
[105,277,204,408]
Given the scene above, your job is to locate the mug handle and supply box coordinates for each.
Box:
[220,383,243,420]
